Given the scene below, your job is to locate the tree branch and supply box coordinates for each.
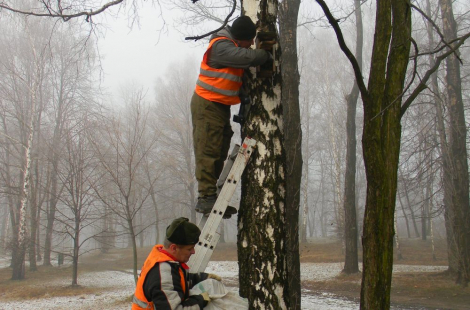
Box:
[410,2,463,64]
[0,0,124,22]
[400,31,470,116]
[315,0,369,102]
[185,0,237,41]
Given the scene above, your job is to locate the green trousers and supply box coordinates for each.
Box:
[191,93,233,197]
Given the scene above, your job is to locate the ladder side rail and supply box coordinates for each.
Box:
[190,155,247,271]
[198,138,255,241]
[216,144,240,193]
[188,137,256,272]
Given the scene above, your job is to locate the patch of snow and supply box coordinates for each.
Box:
[393,265,447,273]
[0,260,447,310]
[302,289,359,309]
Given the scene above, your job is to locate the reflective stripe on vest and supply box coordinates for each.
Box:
[196,79,239,97]
[132,295,151,309]
[195,37,244,105]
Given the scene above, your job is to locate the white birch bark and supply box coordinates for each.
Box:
[11,18,42,280]
[238,0,288,308]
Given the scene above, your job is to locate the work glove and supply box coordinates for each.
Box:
[201,291,211,306]
[208,273,222,281]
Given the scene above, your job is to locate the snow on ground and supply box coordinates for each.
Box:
[0,259,447,310]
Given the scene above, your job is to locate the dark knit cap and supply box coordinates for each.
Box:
[231,16,257,41]
[166,217,200,245]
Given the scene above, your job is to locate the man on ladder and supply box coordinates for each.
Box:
[191,15,271,217]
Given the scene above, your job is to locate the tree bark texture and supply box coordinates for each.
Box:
[279,0,302,308]
[238,1,289,309]
[359,0,411,309]
[439,0,470,286]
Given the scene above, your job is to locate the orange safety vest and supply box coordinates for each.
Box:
[132,245,187,310]
[195,37,244,105]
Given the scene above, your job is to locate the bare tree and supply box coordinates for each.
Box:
[316,0,470,307]
[56,116,102,286]
[0,14,49,280]
[41,22,98,267]
[89,87,158,283]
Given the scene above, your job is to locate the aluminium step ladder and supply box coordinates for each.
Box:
[188,137,256,273]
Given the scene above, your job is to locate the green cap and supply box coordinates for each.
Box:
[166,217,201,245]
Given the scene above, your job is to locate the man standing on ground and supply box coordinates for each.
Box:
[191,16,271,216]
[132,217,221,309]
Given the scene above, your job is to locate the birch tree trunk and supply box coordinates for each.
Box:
[12,109,35,279]
[11,20,43,280]
[238,0,289,308]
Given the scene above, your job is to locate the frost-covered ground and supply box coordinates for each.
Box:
[0,260,446,310]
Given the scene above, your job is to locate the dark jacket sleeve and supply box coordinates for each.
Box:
[208,39,269,69]
[187,272,209,289]
[143,262,206,310]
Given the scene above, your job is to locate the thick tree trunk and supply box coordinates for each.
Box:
[359,1,411,309]
[439,0,470,286]
[279,0,302,308]
[238,1,289,308]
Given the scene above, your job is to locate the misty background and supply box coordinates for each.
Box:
[0,0,469,267]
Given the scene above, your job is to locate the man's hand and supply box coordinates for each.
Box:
[208,273,222,281]
[201,291,211,305]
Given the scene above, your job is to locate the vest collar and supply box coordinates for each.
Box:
[159,248,189,270]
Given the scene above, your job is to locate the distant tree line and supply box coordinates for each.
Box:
[0,0,469,308]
